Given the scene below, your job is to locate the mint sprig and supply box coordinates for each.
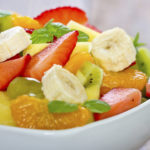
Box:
[48,100,78,113]
[133,32,145,50]
[83,100,110,113]
[31,20,89,44]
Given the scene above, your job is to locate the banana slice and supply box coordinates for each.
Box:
[42,65,87,104]
[0,26,31,62]
[91,27,136,72]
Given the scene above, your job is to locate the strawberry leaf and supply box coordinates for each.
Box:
[48,101,78,113]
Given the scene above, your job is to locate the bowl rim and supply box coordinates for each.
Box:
[0,100,150,137]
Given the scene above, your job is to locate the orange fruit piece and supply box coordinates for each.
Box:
[12,14,42,29]
[11,96,91,130]
[101,68,147,95]
[94,88,141,120]
[64,52,95,74]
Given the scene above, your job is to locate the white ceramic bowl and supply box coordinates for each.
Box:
[1,100,150,150]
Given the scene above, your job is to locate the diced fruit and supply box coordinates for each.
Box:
[42,65,87,104]
[23,31,78,81]
[146,78,150,97]
[101,68,147,95]
[92,27,136,72]
[23,44,49,56]
[0,55,31,90]
[0,26,31,62]
[71,42,92,57]
[136,48,150,77]
[12,14,42,29]
[11,95,91,129]
[64,52,94,74]
[76,62,103,100]
[34,6,88,25]
[94,88,141,120]
[67,20,100,41]
[0,91,15,126]
[24,28,34,34]
[0,15,14,32]
[85,23,101,33]
[7,77,44,99]
[7,54,21,61]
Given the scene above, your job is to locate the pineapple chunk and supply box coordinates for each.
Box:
[0,92,15,126]
[71,42,92,57]
[23,43,49,56]
[67,20,100,41]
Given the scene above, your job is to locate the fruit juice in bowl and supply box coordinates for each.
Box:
[0,6,150,150]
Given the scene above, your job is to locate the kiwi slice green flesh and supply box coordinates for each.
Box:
[76,61,103,100]
[136,48,150,77]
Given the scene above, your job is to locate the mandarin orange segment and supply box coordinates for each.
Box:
[64,52,95,74]
[101,68,147,95]
[12,14,42,29]
[11,96,91,130]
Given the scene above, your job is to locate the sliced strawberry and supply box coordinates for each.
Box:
[6,54,21,61]
[146,78,150,97]
[24,28,34,34]
[0,55,31,90]
[34,6,88,25]
[23,31,78,81]
[85,23,101,33]
[94,88,141,121]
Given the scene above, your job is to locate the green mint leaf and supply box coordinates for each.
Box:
[31,20,71,44]
[133,32,146,50]
[48,100,78,113]
[77,30,89,42]
[46,22,71,38]
[83,100,110,113]
[31,28,53,44]
[31,19,89,44]
[0,10,11,17]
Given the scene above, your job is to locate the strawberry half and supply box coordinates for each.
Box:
[34,6,88,25]
[23,31,78,81]
[146,78,150,97]
[0,55,31,90]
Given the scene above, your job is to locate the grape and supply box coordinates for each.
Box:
[7,77,44,99]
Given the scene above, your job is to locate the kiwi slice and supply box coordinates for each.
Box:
[76,61,103,100]
[136,48,150,76]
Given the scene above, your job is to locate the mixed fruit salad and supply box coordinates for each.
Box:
[0,6,149,130]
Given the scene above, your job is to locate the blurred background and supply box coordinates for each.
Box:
[1,0,150,47]
[1,0,150,149]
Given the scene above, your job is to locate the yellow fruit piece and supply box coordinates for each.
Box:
[0,92,15,126]
[11,96,92,130]
[71,42,92,57]
[12,14,42,29]
[101,68,147,95]
[23,44,49,56]
[65,52,95,74]
[67,20,100,41]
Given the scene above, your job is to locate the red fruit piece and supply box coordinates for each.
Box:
[0,55,31,90]
[146,78,150,97]
[23,31,78,81]
[6,54,21,61]
[94,88,141,121]
[34,6,88,25]
[85,23,101,33]
[24,28,34,34]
